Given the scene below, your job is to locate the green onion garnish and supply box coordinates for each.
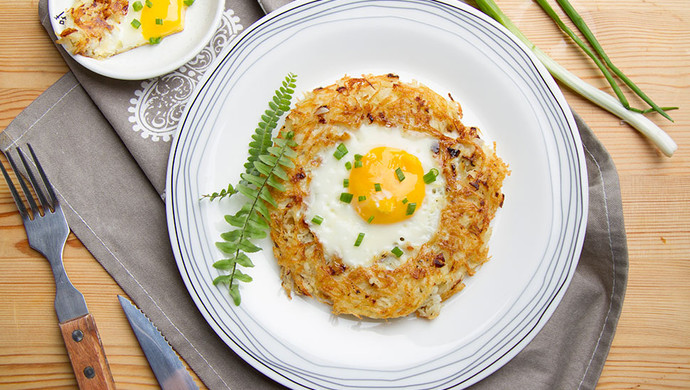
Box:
[406,202,417,215]
[423,168,439,184]
[155,18,164,25]
[340,193,353,203]
[132,1,143,11]
[345,161,352,170]
[367,216,374,224]
[343,179,349,188]
[131,19,141,28]
[391,247,404,258]
[354,154,363,161]
[354,233,365,246]
[149,36,162,44]
[183,0,194,5]
[354,160,363,168]
[311,215,324,225]
[333,143,348,160]
[402,198,408,204]
[358,195,366,202]
[395,167,405,182]
[374,183,382,192]
[145,0,153,7]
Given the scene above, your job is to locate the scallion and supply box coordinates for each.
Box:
[132,0,143,11]
[474,0,677,157]
[340,193,353,203]
[130,19,141,28]
[333,143,348,160]
[343,178,349,188]
[149,36,161,44]
[145,0,153,7]
[374,183,382,192]
[354,232,365,246]
[406,202,417,215]
[391,247,404,258]
[395,167,405,182]
[554,0,672,121]
[358,195,367,202]
[155,18,164,25]
[367,215,374,224]
[311,215,324,225]
[345,161,352,170]
[354,160,363,168]
[183,0,194,5]
[423,168,439,184]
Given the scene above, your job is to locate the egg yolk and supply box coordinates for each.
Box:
[140,0,185,40]
[349,147,426,224]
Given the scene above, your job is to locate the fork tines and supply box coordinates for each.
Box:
[0,145,58,220]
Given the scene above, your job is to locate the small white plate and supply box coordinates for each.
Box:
[166,0,589,388]
[49,0,224,80]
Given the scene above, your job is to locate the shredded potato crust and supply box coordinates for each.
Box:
[269,74,509,319]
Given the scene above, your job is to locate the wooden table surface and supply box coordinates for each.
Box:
[1,0,688,388]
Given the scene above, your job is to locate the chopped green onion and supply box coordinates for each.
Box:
[354,233,365,246]
[374,183,382,192]
[423,168,439,184]
[402,198,408,204]
[406,202,417,215]
[145,0,153,7]
[367,216,374,224]
[155,18,164,25]
[311,215,324,225]
[343,179,349,188]
[130,19,141,28]
[345,161,352,170]
[354,154,363,161]
[183,0,194,5]
[354,160,363,168]
[391,247,404,258]
[340,193,353,203]
[149,36,162,44]
[333,143,348,160]
[395,167,405,182]
[358,195,367,202]
[132,0,143,11]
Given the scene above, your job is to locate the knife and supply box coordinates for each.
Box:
[118,296,199,389]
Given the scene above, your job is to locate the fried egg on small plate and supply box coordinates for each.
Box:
[49,0,223,80]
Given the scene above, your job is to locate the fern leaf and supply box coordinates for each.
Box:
[211,73,298,306]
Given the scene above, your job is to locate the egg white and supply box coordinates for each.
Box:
[305,125,446,269]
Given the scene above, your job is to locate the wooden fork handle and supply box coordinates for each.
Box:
[58,313,116,389]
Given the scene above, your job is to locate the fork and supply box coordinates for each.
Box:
[1,145,116,389]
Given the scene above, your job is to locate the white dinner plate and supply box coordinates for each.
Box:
[166,0,589,388]
[49,0,224,80]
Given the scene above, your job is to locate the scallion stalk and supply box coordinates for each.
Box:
[554,0,672,121]
[475,0,677,157]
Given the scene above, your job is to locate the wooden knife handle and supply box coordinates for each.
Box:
[59,313,116,389]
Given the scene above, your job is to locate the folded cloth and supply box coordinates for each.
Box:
[0,0,627,388]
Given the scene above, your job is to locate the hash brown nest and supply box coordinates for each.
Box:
[269,74,508,319]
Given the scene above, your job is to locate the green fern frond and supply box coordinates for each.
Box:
[211,73,298,306]
[202,72,297,201]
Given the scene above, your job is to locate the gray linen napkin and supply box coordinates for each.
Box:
[0,0,627,388]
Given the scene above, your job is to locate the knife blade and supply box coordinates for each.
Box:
[118,296,199,389]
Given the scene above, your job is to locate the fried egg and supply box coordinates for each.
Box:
[305,125,446,268]
[56,0,188,59]
[269,74,509,319]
